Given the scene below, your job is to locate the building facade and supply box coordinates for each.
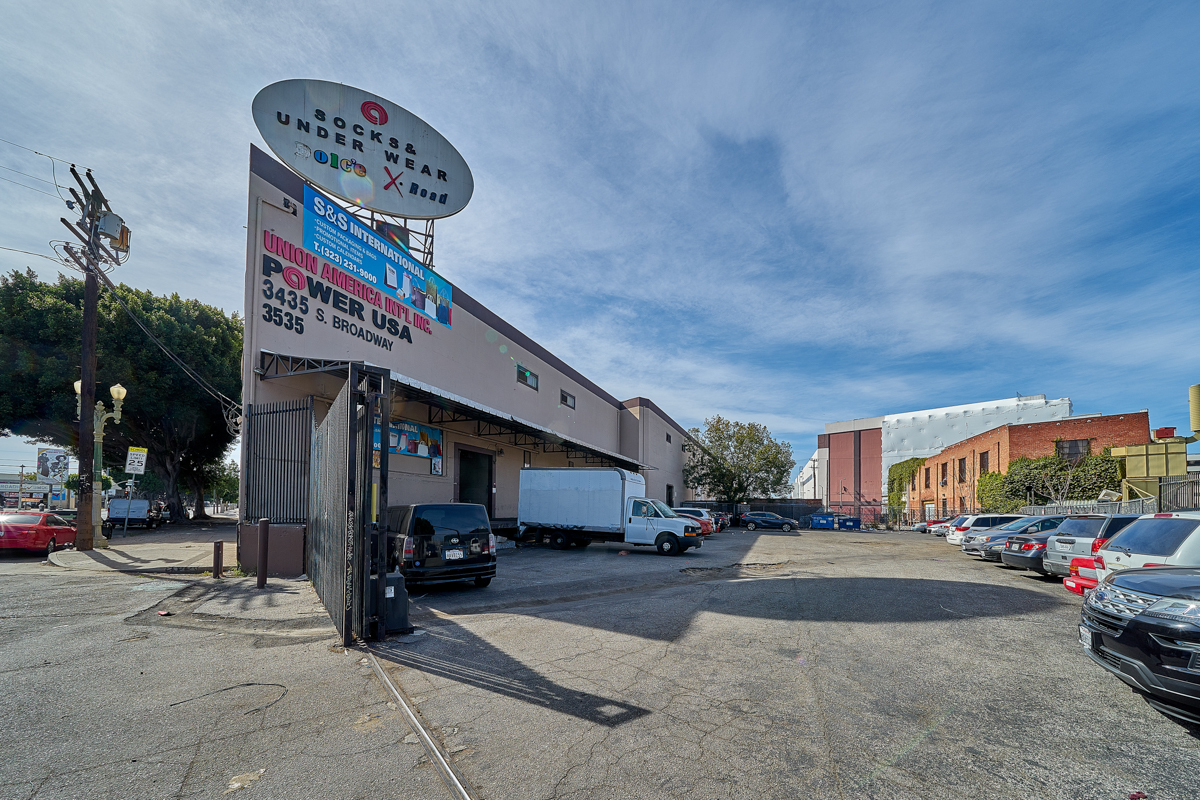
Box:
[812,395,1075,520]
[906,411,1151,516]
[241,146,693,523]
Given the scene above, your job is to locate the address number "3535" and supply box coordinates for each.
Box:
[261,303,305,334]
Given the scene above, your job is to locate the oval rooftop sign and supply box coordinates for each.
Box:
[252,79,473,219]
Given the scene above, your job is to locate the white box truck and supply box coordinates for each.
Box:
[517,468,701,555]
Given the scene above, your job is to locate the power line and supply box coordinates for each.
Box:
[0,245,63,263]
[0,137,90,170]
[0,163,68,188]
[0,174,62,199]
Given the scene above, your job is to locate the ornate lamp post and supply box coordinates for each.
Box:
[75,381,127,549]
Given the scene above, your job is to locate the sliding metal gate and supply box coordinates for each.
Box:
[242,397,314,524]
[307,364,390,645]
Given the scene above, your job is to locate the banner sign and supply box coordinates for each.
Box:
[124,447,148,475]
[36,448,69,484]
[373,420,443,460]
[303,186,453,328]
[0,483,50,493]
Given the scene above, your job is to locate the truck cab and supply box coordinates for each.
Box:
[626,497,699,554]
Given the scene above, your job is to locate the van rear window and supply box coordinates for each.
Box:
[1054,518,1105,537]
[1106,518,1200,557]
[413,506,491,537]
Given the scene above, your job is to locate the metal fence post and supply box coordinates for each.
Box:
[257,517,269,589]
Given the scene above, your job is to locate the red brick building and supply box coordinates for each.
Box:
[907,412,1151,517]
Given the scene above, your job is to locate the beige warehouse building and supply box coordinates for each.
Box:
[240,146,693,526]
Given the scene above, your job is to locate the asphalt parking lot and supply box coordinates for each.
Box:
[379,527,1200,800]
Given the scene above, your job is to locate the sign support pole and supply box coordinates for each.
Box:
[121,475,136,538]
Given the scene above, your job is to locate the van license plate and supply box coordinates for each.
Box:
[444,549,464,560]
[1079,626,1093,649]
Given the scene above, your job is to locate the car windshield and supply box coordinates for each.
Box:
[1055,517,1105,537]
[0,514,42,525]
[998,518,1031,531]
[949,516,967,525]
[1105,517,1200,557]
[651,500,677,518]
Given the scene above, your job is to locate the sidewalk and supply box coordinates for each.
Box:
[50,522,237,574]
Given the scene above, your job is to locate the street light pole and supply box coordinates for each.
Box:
[76,382,126,548]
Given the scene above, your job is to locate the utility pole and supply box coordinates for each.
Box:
[60,167,129,550]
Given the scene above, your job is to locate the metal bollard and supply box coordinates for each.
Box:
[256,518,269,589]
[213,540,224,580]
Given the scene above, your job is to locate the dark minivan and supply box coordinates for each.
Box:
[387,503,497,588]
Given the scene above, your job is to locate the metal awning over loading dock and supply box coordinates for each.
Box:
[257,351,651,472]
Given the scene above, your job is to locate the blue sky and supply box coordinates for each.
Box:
[2,1,1199,478]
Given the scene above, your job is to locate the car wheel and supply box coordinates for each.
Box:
[782,524,792,532]
[549,532,570,550]
[746,522,756,531]
[655,533,681,556]
[473,577,492,588]
[46,538,56,557]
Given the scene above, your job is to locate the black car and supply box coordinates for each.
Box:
[999,527,1060,574]
[740,511,800,532]
[386,503,497,588]
[1079,567,1200,726]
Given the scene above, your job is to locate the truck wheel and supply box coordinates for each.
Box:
[655,533,682,556]
[746,522,757,531]
[549,532,570,550]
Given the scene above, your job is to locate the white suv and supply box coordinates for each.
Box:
[945,514,1026,546]
[1094,511,1200,581]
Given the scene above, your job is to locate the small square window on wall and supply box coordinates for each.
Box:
[666,432,672,444]
[1057,439,1090,463]
[516,364,538,390]
[560,390,575,409]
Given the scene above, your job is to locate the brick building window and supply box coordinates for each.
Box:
[1057,439,1090,463]
[924,467,930,489]
[957,458,967,483]
[940,463,947,485]
[959,496,966,510]
[979,451,989,474]
[911,473,917,491]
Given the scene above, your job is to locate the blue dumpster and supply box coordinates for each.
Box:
[810,514,838,529]
[837,517,862,530]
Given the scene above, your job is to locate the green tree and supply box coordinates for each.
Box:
[207,458,239,507]
[0,269,241,520]
[683,416,795,503]
[981,453,1124,510]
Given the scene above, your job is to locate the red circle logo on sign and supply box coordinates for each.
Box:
[361,101,388,126]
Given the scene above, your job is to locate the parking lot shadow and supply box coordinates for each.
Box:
[372,623,651,727]
[503,575,1074,643]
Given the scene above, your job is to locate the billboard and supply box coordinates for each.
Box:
[252,79,473,219]
[302,186,453,327]
[373,420,443,460]
[36,448,69,484]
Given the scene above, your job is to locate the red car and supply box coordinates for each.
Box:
[673,511,714,535]
[0,512,77,556]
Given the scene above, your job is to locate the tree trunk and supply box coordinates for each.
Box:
[191,472,210,520]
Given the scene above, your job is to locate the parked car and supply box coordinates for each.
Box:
[1000,526,1067,575]
[1043,514,1140,578]
[914,518,946,533]
[961,515,1064,556]
[672,508,715,535]
[1094,512,1200,581]
[712,513,730,532]
[980,538,1009,562]
[1063,557,1099,596]
[929,516,967,536]
[1079,566,1200,725]
[387,503,497,588]
[0,512,78,556]
[945,514,1027,545]
[740,511,800,532]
